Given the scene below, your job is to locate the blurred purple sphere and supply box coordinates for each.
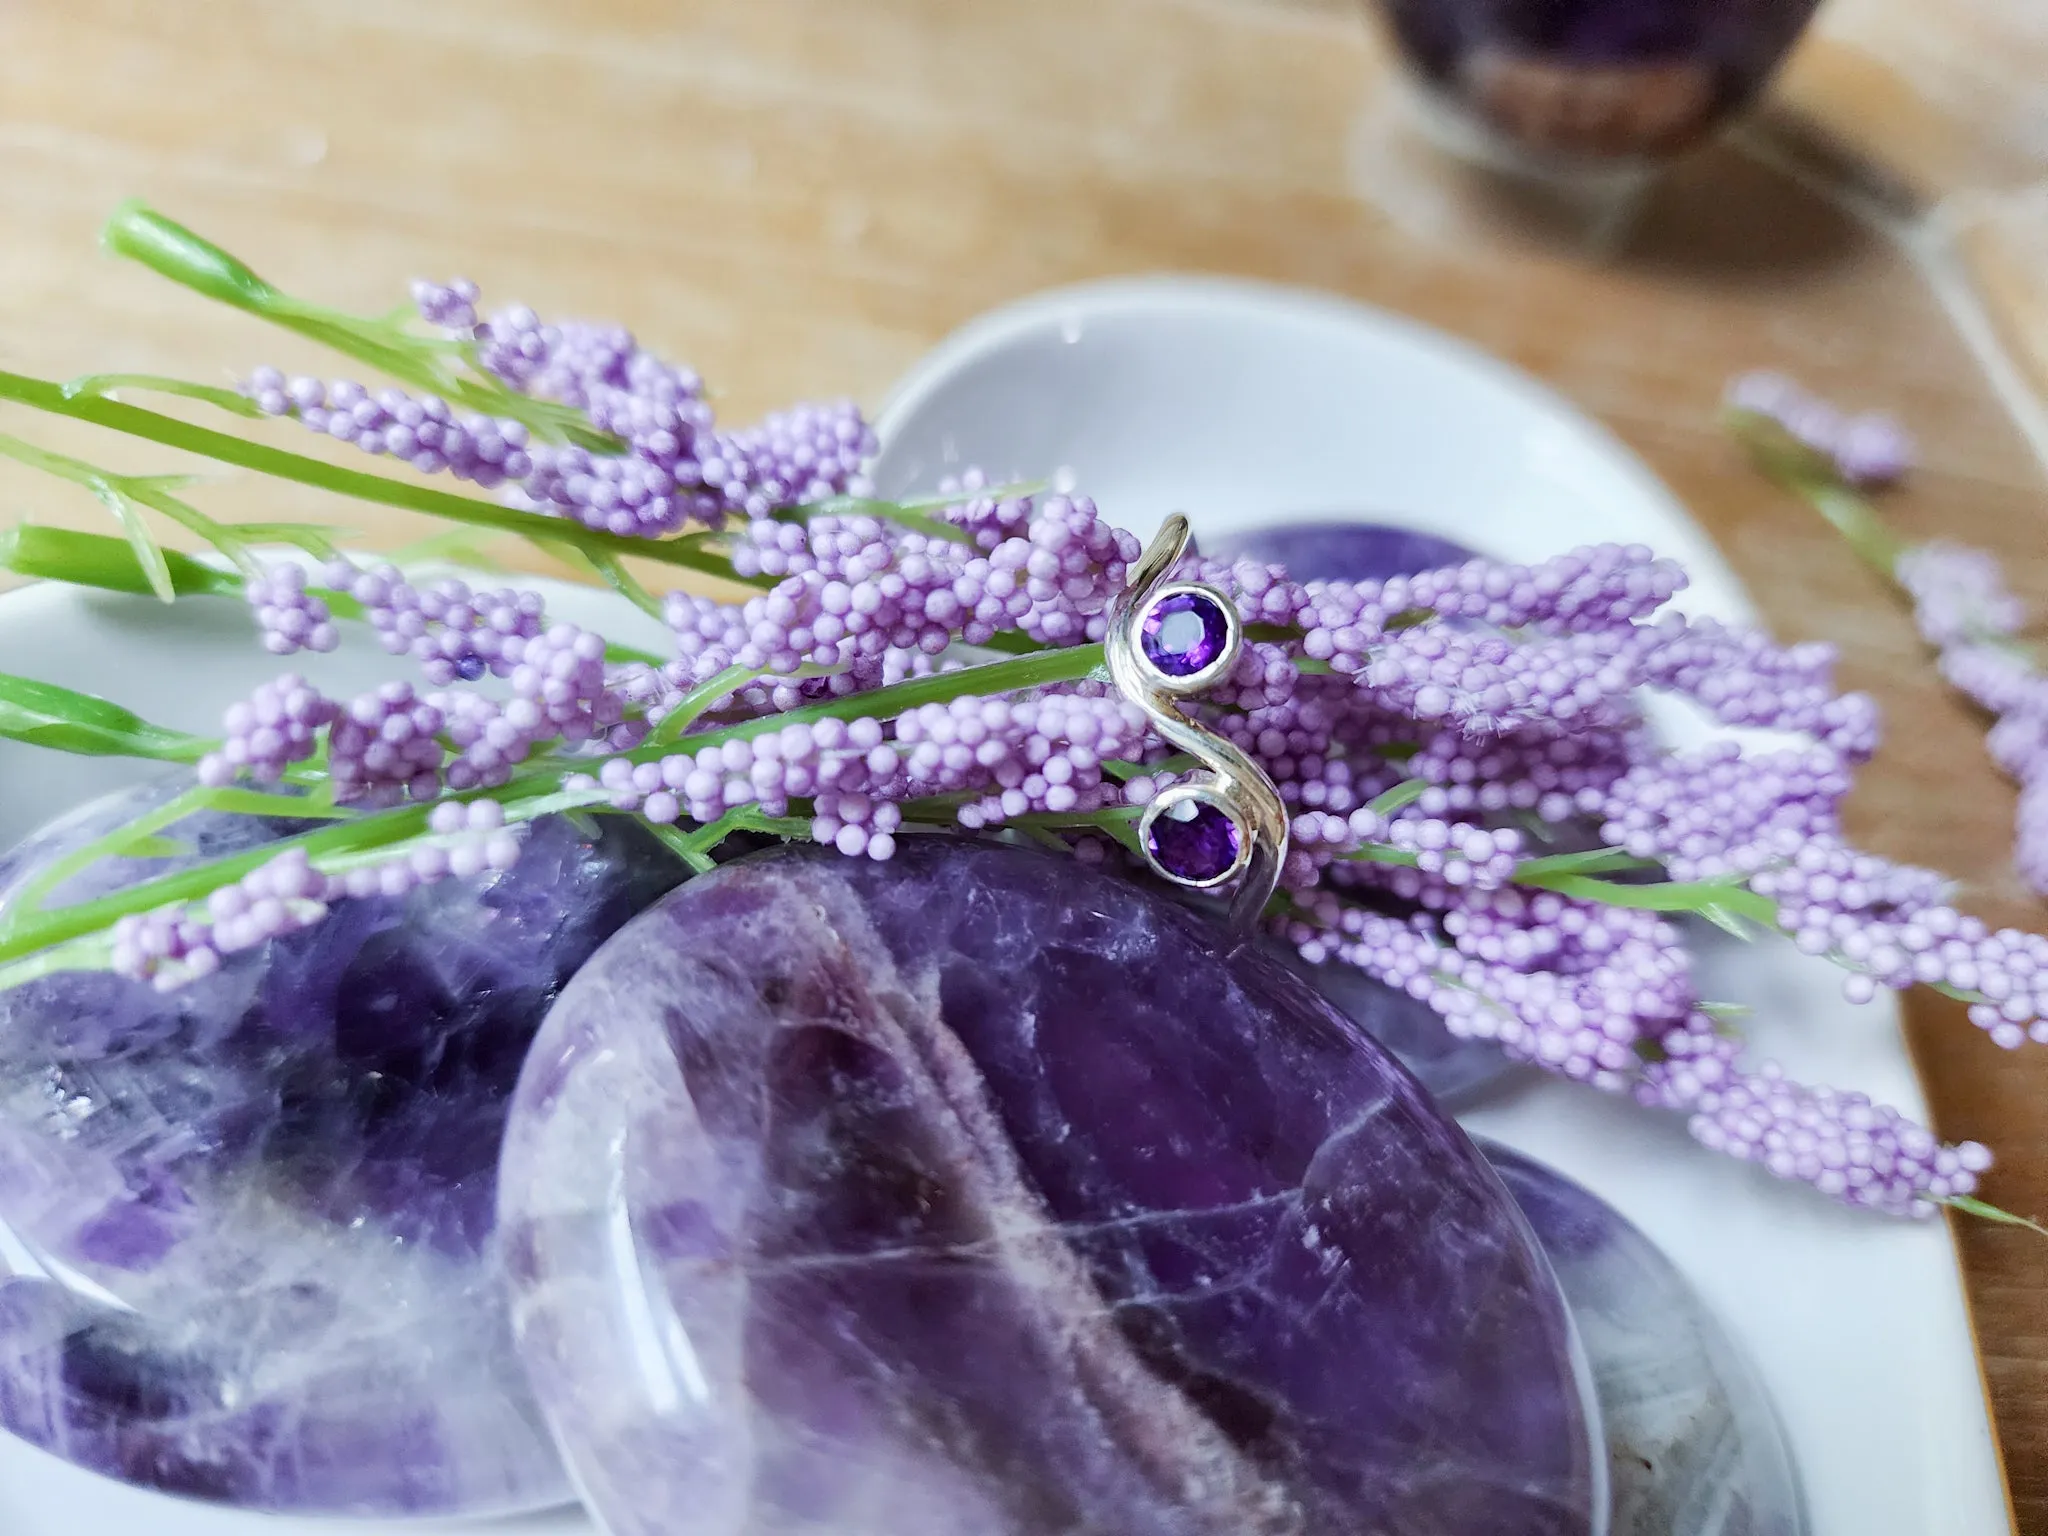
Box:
[1368,0,1823,167]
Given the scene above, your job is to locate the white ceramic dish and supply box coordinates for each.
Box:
[0,275,2011,1534]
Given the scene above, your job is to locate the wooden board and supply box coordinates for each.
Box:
[1,0,2045,1523]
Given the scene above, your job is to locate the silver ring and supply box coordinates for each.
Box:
[1107,514,1288,933]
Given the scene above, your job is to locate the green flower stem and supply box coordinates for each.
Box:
[0,934,116,990]
[0,524,237,599]
[1101,752,1199,781]
[1336,836,1778,925]
[1733,408,2044,675]
[641,815,732,872]
[1,525,670,667]
[1947,1195,2048,1239]
[0,432,179,600]
[102,203,616,452]
[645,643,1109,760]
[1511,846,1661,879]
[0,773,577,966]
[1510,866,1776,922]
[0,812,412,964]
[0,367,746,582]
[0,671,214,762]
[62,373,266,419]
[1727,409,1908,577]
[1,784,351,927]
[1366,777,1430,817]
[0,779,619,976]
[646,663,763,747]
[547,540,665,620]
[779,497,972,547]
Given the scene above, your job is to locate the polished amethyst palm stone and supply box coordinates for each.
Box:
[1205,519,1476,582]
[499,839,1601,1536]
[0,778,683,1515]
[1485,1141,1804,1536]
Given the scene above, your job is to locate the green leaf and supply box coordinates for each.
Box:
[388,526,513,573]
[579,546,665,621]
[0,934,116,992]
[121,836,193,858]
[0,366,754,583]
[1512,846,1657,879]
[1697,999,1754,1023]
[1367,777,1430,817]
[644,820,716,873]
[0,525,238,598]
[1508,866,1776,924]
[91,476,176,602]
[62,372,265,418]
[777,496,974,546]
[1698,904,1757,942]
[1947,1195,2048,1240]
[1929,980,1991,1006]
[201,787,355,821]
[101,201,281,311]
[650,643,1109,759]
[647,663,762,747]
[0,673,211,761]
[1100,752,1199,782]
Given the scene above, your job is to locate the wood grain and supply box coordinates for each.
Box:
[0,0,2045,1524]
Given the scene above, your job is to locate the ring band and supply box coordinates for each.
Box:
[1106,514,1289,933]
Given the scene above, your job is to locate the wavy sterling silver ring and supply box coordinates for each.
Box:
[1107,514,1289,934]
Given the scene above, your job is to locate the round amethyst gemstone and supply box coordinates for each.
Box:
[1145,795,1242,884]
[1139,590,1230,678]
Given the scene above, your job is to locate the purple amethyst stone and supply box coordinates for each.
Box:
[0,777,682,1515]
[1205,520,1476,582]
[1140,590,1231,678]
[1484,1141,1804,1536]
[1144,796,1243,885]
[499,840,1601,1536]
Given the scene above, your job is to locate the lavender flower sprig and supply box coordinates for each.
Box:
[4,207,2044,1228]
[1727,372,2047,899]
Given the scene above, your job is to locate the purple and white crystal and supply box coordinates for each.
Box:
[0,777,682,1515]
[1485,1141,1804,1536]
[499,839,1602,1536]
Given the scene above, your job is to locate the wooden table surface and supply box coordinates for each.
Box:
[2,0,2046,1525]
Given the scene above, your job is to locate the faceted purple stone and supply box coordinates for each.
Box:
[0,776,683,1515]
[1484,1141,1804,1536]
[499,840,1601,1536]
[1144,796,1242,885]
[1139,590,1230,678]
